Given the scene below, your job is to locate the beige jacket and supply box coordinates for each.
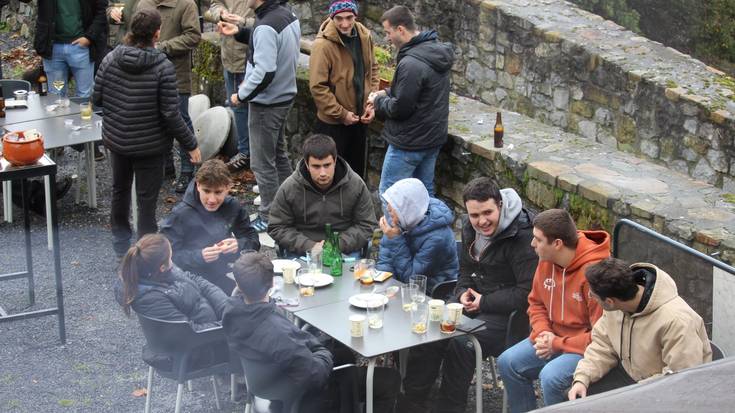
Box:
[105,0,142,47]
[136,0,201,94]
[573,263,712,388]
[208,0,254,73]
[309,18,378,125]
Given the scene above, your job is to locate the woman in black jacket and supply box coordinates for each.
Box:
[92,9,201,257]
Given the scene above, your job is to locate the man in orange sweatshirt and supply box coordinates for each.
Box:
[497,209,609,412]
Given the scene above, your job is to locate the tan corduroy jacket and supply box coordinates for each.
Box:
[309,18,378,125]
[136,0,201,94]
[208,0,254,74]
[573,263,712,388]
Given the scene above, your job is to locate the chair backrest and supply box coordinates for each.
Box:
[505,309,531,348]
[136,312,221,353]
[240,357,305,413]
[711,341,726,361]
[1,79,32,97]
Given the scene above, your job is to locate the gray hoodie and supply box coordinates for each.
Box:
[472,188,523,257]
[381,178,429,231]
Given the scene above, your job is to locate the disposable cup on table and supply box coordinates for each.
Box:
[446,303,464,326]
[366,298,384,329]
[409,274,427,302]
[297,271,315,297]
[428,299,445,322]
[281,261,299,284]
[350,314,366,338]
[80,102,93,120]
[401,284,418,312]
[410,301,429,334]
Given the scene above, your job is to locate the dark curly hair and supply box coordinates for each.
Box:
[585,258,638,301]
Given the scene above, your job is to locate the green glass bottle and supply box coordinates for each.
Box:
[330,231,343,276]
[322,223,334,267]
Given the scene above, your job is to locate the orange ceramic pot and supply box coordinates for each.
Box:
[2,131,45,166]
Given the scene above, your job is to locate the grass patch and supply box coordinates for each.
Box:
[58,399,75,407]
[723,193,735,204]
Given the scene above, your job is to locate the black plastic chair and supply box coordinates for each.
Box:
[711,341,726,361]
[0,79,31,97]
[136,313,237,413]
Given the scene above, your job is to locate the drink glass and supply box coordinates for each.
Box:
[440,306,458,334]
[51,79,65,105]
[401,284,418,312]
[297,273,315,297]
[366,298,384,329]
[428,299,445,322]
[306,251,321,275]
[446,303,464,327]
[411,301,429,334]
[349,314,366,338]
[355,258,375,279]
[281,261,299,284]
[409,274,427,302]
[80,102,93,120]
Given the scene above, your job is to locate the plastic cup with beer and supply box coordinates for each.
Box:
[80,102,93,120]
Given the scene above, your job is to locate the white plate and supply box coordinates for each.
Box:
[349,293,389,309]
[271,259,301,273]
[296,273,334,288]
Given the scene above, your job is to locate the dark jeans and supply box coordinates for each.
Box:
[224,69,250,155]
[313,120,368,179]
[177,93,195,175]
[110,152,164,254]
[401,313,509,413]
[587,363,636,395]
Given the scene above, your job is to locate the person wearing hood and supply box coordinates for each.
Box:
[497,209,609,412]
[399,177,538,413]
[93,9,201,258]
[367,5,454,198]
[160,159,260,293]
[268,134,376,257]
[309,0,379,179]
[376,178,457,291]
[568,258,712,400]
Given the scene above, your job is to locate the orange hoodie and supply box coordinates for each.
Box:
[527,230,610,355]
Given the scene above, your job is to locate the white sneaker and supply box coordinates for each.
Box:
[253,185,259,194]
[254,195,261,206]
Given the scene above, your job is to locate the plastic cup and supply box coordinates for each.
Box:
[446,303,463,326]
[297,274,315,297]
[401,284,418,312]
[428,299,445,322]
[80,102,92,120]
[350,314,366,338]
[410,301,429,334]
[281,261,299,284]
[306,251,321,275]
[366,298,384,329]
[409,274,427,302]
[440,306,458,334]
[13,90,27,101]
[355,258,375,279]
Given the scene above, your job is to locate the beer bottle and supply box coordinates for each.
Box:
[322,223,334,267]
[37,67,48,96]
[494,112,504,148]
[330,231,343,276]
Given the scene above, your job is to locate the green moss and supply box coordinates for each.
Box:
[449,95,459,105]
[374,45,395,82]
[723,193,735,204]
[192,40,224,82]
[666,80,678,89]
[58,400,75,408]
[554,187,566,206]
[568,193,612,232]
[454,125,470,133]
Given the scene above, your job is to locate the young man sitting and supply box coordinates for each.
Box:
[568,258,712,400]
[160,159,260,293]
[497,209,609,412]
[268,133,376,258]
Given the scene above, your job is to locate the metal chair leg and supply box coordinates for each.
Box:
[212,376,221,410]
[490,356,499,388]
[145,366,153,413]
[175,383,184,413]
[502,387,509,413]
[231,374,237,403]
[187,380,193,391]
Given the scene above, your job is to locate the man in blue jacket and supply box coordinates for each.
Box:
[377,178,457,291]
[367,5,453,199]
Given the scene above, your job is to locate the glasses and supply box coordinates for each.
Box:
[366,298,384,329]
[297,271,315,297]
[80,102,92,120]
[410,301,429,334]
[306,251,321,275]
[401,284,418,312]
[409,274,427,303]
[355,258,375,285]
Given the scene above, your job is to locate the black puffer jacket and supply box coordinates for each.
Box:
[374,30,454,151]
[23,0,109,66]
[113,266,229,331]
[92,45,197,157]
[454,209,538,316]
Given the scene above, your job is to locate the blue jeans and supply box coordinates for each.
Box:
[379,144,441,198]
[178,93,195,175]
[497,338,582,413]
[43,43,94,98]
[224,69,250,155]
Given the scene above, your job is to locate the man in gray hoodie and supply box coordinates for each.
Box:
[400,177,538,413]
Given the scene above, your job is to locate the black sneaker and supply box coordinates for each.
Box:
[227,153,250,173]
[174,174,192,193]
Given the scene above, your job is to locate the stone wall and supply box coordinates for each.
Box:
[1,0,35,39]
[291,0,735,191]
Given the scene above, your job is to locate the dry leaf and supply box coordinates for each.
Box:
[164,196,178,204]
[70,261,80,266]
[132,388,147,397]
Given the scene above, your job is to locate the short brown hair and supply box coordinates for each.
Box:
[125,8,162,48]
[195,159,232,188]
[302,133,337,162]
[533,209,578,248]
[586,258,638,301]
[232,252,274,303]
[380,5,416,31]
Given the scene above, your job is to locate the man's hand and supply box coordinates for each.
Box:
[342,111,360,126]
[188,148,201,164]
[311,240,325,257]
[568,381,587,400]
[379,216,401,239]
[534,331,557,359]
[217,21,239,36]
[220,11,244,24]
[230,93,241,107]
[218,238,239,255]
[360,105,375,124]
[459,289,474,307]
[110,8,123,23]
[463,287,482,312]
[202,246,221,263]
[72,37,91,48]
[367,90,386,106]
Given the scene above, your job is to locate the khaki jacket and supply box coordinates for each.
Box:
[105,0,142,48]
[573,263,712,388]
[309,18,378,125]
[136,0,201,94]
[209,0,254,73]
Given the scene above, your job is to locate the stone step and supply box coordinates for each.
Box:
[439,93,735,264]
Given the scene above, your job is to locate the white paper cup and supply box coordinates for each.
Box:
[349,314,366,338]
[428,299,445,322]
[446,303,464,325]
[281,261,299,284]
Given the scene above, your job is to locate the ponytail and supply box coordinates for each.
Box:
[117,234,171,317]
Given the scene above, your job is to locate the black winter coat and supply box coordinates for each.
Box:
[24,0,109,66]
[374,30,454,151]
[92,45,197,157]
[222,298,333,390]
[159,181,260,288]
[454,209,538,316]
[113,266,229,331]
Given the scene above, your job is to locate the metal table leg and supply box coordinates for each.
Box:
[132,174,138,233]
[48,172,66,344]
[21,179,35,306]
[2,180,12,223]
[366,357,376,413]
[44,176,53,251]
[469,335,483,413]
[84,142,97,209]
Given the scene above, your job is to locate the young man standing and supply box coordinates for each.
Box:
[160,159,260,293]
[218,0,301,232]
[367,5,453,197]
[268,134,376,258]
[309,0,378,179]
[497,209,609,413]
[399,177,538,413]
[568,258,712,400]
